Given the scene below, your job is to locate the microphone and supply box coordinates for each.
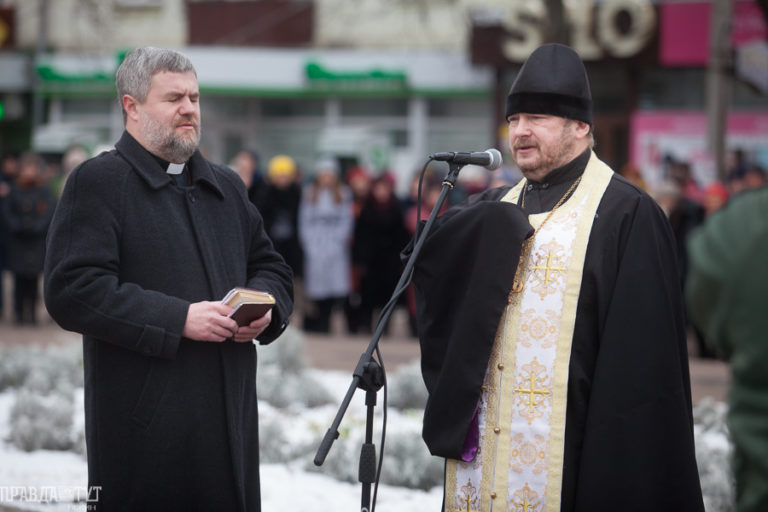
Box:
[429,148,502,170]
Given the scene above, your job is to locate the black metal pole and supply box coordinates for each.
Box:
[313,161,464,511]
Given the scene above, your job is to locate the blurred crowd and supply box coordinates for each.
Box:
[0,143,765,344]
[228,149,518,338]
[623,149,767,359]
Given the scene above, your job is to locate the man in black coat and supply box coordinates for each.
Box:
[44,47,293,512]
[413,44,703,511]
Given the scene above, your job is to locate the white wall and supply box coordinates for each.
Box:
[11,0,186,52]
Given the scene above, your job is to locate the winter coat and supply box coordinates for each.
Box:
[2,184,55,275]
[687,186,768,512]
[298,185,352,300]
[259,182,303,278]
[352,196,410,309]
[43,132,293,512]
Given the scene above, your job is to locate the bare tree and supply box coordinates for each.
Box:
[543,0,570,44]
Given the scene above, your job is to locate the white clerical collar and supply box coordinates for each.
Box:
[166,162,185,175]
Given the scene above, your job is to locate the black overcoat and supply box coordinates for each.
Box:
[44,132,293,512]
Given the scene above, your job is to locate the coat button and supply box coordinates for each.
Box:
[497,363,504,371]
[493,427,500,434]
[490,492,497,499]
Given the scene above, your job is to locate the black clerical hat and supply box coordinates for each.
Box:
[505,43,593,125]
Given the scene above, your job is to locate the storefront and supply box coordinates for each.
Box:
[34,47,493,192]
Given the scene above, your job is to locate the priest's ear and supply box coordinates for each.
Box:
[572,120,591,139]
[122,94,141,124]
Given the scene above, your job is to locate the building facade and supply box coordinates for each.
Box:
[0,0,766,193]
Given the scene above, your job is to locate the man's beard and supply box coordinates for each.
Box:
[140,112,200,163]
[513,122,575,177]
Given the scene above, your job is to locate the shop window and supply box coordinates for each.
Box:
[340,98,408,117]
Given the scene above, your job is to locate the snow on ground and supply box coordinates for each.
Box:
[0,369,442,512]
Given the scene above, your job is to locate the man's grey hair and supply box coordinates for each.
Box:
[115,47,197,123]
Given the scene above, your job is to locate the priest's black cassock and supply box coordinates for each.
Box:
[412,149,704,511]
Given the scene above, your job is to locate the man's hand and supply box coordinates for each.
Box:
[183,301,239,342]
[233,309,272,342]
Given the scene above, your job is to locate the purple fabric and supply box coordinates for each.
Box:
[460,403,480,462]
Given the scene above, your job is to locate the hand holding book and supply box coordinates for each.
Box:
[221,287,276,327]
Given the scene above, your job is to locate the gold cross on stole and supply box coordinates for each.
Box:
[462,495,478,512]
[531,251,565,285]
[514,373,550,413]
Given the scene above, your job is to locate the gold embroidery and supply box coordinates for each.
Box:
[519,309,559,349]
[532,251,566,285]
[509,433,548,474]
[509,483,543,512]
[530,241,568,300]
[511,176,583,293]
[458,480,480,512]
[513,358,552,424]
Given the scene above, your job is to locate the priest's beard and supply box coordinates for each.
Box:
[513,121,576,179]
[140,112,200,164]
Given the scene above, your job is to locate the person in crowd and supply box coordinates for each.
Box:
[702,180,729,217]
[1,152,55,325]
[669,158,702,204]
[403,169,446,338]
[0,150,20,319]
[686,185,768,512]
[655,178,712,358]
[230,149,265,207]
[410,43,704,511]
[43,47,293,511]
[742,164,766,191]
[259,154,303,279]
[352,172,410,333]
[345,166,372,333]
[48,144,89,198]
[298,156,353,333]
[618,161,647,191]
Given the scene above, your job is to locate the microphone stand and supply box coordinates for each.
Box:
[314,160,466,511]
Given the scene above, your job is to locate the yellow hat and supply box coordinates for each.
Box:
[268,155,297,180]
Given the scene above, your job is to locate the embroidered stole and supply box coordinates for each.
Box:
[445,153,613,512]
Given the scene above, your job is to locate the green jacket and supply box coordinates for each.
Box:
[686,185,768,512]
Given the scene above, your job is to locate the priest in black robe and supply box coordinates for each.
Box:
[412,43,704,511]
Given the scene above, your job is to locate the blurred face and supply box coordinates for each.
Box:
[272,173,294,189]
[508,113,585,181]
[372,180,393,203]
[125,71,201,163]
[349,175,371,199]
[317,170,337,188]
[18,162,41,187]
[232,152,255,188]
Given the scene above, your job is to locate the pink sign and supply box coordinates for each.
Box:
[630,111,768,192]
[659,1,767,66]
[659,3,710,66]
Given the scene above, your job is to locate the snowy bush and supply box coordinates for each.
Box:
[257,327,334,409]
[693,398,735,512]
[0,345,82,393]
[303,414,441,491]
[8,389,76,452]
[379,431,443,490]
[257,326,308,374]
[387,359,428,411]
[258,412,317,464]
[1,345,84,453]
